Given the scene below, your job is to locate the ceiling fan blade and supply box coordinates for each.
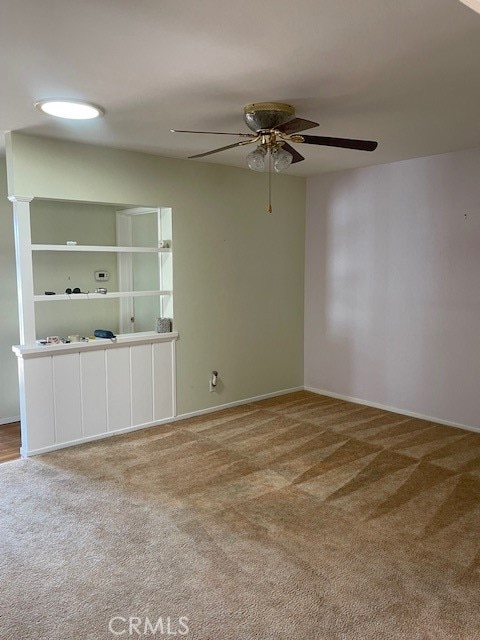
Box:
[171,129,254,138]
[300,135,378,151]
[281,142,305,164]
[276,118,319,135]
[188,139,255,159]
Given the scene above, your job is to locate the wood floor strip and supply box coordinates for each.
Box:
[0,422,20,464]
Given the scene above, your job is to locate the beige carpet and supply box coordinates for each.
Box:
[1,391,480,639]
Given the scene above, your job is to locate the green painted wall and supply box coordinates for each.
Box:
[0,161,19,420]
[5,133,305,415]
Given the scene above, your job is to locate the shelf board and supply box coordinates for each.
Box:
[31,244,171,253]
[13,331,179,358]
[34,290,173,302]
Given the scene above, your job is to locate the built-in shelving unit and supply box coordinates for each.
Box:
[13,330,178,456]
[9,200,174,342]
[10,197,177,457]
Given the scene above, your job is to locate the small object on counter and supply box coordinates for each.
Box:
[66,241,77,245]
[156,317,172,333]
[68,335,81,342]
[46,336,61,345]
[44,291,56,295]
[94,329,116,340]
[94,287,107,294]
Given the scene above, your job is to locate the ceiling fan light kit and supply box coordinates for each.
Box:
[246,145,267,172]
[172,102,378,212]
[271,145,293,172]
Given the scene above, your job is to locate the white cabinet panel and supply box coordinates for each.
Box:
[106,347,131,431]
[53,353,82,443]
[131,344,153,425]
[22,357,55,451]
[153,341,174,420]
[14,333,177,456]
[81,350,107,437]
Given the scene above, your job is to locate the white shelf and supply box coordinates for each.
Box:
[31,244,171,253]
[13,331,179,358]
[34,290,173,302]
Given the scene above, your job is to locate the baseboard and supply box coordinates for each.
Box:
[21,386,304,456]
[0,416,20,426]
[175,386,305,421]
[304,386,480,435]
[21,415,178,457]
[19,383,479,456]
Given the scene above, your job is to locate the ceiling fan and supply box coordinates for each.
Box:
[171,102,378,174]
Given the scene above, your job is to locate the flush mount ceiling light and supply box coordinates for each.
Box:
[35,99,104,120]
[458,0,480,13]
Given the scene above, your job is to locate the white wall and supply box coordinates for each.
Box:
[305,148,480,429]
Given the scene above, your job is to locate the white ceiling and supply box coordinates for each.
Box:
[1,0,479,176]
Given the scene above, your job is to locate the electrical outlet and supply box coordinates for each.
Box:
[209,370,218,392]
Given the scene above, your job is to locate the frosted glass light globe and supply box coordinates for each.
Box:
[272,146,293,173]
[246,145,267,172]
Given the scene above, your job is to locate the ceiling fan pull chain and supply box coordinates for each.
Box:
[267,151,273,214]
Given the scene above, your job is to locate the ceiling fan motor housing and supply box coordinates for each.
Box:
[243,102,295,133]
